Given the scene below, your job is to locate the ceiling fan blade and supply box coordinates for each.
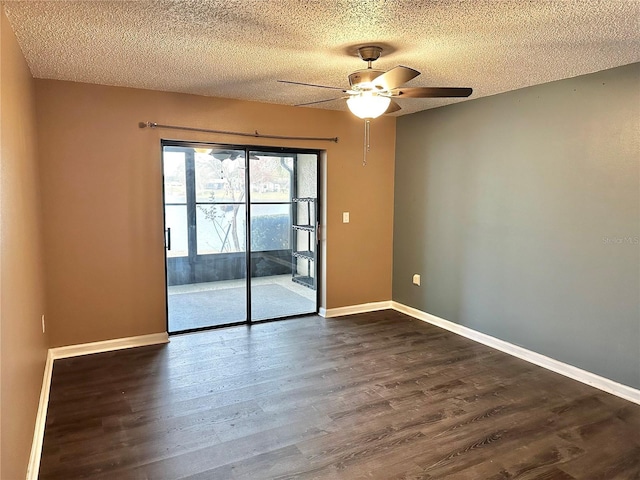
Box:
[390,87,473,98]
[372,66,420,91]
[294,96,346,107]
[385,100,401,114]
[279,80,346,91]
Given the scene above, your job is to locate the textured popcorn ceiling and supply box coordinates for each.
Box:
[4,0,640,116]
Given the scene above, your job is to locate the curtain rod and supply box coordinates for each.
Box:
[138,121,339,143]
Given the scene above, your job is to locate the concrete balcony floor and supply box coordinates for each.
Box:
[168,274,316,332]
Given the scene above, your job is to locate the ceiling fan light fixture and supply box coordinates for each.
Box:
[346,92,391,119]
[194,147,213,155]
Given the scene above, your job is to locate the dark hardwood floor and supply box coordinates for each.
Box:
[39,310,640,479]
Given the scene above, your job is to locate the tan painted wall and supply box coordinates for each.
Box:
[0,6,49,479]
[35,79,396,347]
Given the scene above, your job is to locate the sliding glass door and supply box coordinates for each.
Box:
[162,142,319,333]
[249,152,317,321]
[163,145,247,331]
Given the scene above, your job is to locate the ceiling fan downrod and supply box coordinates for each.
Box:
[357,46,382,70]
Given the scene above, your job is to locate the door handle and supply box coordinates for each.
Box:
[165,227,171,250]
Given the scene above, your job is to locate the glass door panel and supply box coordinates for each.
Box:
[249,152,317,321]
[163,151,188,258]
[163,144,247,333]
[164,205,189,258]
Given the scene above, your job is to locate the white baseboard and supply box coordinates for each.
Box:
[27,332,169,480]
[26,350,54,480]
[320,301,392,318]
[391,301,640,406]
[50,332,169,360]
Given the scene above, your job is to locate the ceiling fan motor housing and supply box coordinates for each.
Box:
[357,46,382,62]
[349,69,384,89]
[350,46,386,90]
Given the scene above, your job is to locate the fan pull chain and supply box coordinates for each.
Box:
[363,119,371,166]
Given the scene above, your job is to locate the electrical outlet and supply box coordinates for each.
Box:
[41,314,46,333]
[412,274,421,286]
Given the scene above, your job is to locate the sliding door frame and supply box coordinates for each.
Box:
[161,139,321,334]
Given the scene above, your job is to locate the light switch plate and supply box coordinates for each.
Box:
[343,212,350,223]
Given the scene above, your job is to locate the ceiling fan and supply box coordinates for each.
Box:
[279,46,473,119]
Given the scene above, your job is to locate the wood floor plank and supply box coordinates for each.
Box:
[39,311,640,479]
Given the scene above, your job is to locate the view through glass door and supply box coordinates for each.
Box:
[249,152,317,322]
[162,142,318,333]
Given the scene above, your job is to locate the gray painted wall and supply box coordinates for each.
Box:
[393,63,640,389]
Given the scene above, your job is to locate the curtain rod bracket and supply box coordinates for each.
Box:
[138,121,338,143]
